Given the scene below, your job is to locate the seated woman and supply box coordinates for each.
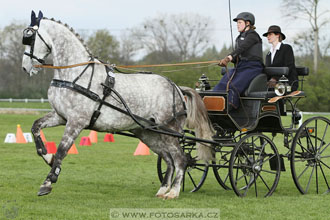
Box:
[213,12,263,110]
[263,25,298,91]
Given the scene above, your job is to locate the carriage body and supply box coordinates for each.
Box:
[158,66,330,197]
[199,66,309,134]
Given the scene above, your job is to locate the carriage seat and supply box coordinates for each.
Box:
[220,67,293,98]
[296,66,309,76]
[264,67,289,77]
[243,73,268,97]
[220,67,269,97]
[244,67,291,98]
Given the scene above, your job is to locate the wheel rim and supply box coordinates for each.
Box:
[212,146,232,190]
[291,116,330,194]
[212,131,245,190]
[156,130,209,192]
[229,133,281,197]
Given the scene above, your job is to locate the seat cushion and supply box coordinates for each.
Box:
[244,74,268,96]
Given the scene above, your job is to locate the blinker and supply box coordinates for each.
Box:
[22,27,36,45]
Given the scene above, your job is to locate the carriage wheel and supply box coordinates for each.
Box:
[291,116,330,194]
[157,130,208,192]
[212,146,232,190]
[229,133,281,197]
[212,132,245,190]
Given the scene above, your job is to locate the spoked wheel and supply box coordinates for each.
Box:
[157,130,208,192]
[212,146,232,190]
[229,133,281,197]
[212,132,246,190]
[291,116,330,194]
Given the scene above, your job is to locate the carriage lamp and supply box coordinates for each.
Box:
[274,75,291,96]
[292,110,302,125]
[195,74,211,91]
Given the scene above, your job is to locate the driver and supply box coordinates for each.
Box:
[213,12,263,110]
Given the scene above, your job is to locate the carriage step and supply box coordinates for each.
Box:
[269,155,286,171]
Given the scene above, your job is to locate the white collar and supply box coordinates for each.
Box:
[270,42,282,52]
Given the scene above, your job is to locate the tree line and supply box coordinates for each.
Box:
[0,1,330,112]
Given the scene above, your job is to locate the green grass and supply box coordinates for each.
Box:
[1,113,330,220]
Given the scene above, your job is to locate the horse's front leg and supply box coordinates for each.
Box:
[31,111,66,166]
[38,121,85,196]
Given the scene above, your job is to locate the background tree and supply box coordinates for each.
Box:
[131,13,214,63]
[118,31,139,64]
[170,13,212,61]
[86,29,120,63]
[281,0,330,73]
[0,22,53,98]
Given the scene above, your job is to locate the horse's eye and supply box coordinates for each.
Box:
[23,28,34,37]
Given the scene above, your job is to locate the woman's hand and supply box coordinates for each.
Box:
[267,78,277,88]
[218,56,232,67]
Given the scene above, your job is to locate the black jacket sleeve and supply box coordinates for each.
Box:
[230,31,260,59]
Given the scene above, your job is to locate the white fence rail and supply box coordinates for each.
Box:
[0,98,49,103]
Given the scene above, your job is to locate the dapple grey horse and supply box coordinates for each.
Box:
[22,11,214,199]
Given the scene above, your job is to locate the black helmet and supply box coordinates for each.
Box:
[233,12,255,26]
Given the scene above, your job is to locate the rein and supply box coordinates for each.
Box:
[34,60,220,70]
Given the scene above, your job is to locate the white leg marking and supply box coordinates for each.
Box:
[156,186,170,198]
[42,154,54,165]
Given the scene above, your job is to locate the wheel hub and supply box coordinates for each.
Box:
[252,163,261,173]
[315,153,321,162]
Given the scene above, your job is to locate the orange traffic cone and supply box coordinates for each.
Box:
[40,130,47,142]
[68,143,78,154]
[104,133,115,142]
[16,124,27,143]
[79,136,92,146]
[134,141,150,156]
[88,130,98,143]
[45,142,57,154]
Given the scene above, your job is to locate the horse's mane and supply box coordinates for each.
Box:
[43,17,92,55]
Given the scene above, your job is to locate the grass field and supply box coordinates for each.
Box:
[1,110,330,220]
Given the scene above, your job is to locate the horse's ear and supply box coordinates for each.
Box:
[38,11,43,19]
[30,10,36,26]
[36,11,43,27]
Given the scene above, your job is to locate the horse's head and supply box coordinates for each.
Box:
[22,10,52,76]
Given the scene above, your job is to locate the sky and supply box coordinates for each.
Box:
[1,0,329,51]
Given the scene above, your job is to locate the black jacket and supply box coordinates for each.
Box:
[265,43,298,91]
[230,29,263,63]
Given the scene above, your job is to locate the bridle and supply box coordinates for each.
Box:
[22,25,52,64]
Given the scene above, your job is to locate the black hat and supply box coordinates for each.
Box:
[263,25,286,40]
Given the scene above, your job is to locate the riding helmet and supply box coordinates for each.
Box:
[233,12,255,26]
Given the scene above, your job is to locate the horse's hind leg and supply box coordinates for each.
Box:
[156,152,174,198]
[164,138,187,199]
[31,111,66,166]
[38,120,85,196]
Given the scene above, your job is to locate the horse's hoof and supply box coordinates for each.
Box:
[37,185,52,196]
[164,195,177,200]
[164,190,179,200]
[156,194,166,199]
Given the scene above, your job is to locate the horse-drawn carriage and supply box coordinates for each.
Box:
[22,11,330,199]
[157,66,330,197]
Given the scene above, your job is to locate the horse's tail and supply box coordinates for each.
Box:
[180,86,215,162]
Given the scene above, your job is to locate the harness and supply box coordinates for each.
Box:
[50,62,187,135]
[23,22,187,138]
[23,26,52,64]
